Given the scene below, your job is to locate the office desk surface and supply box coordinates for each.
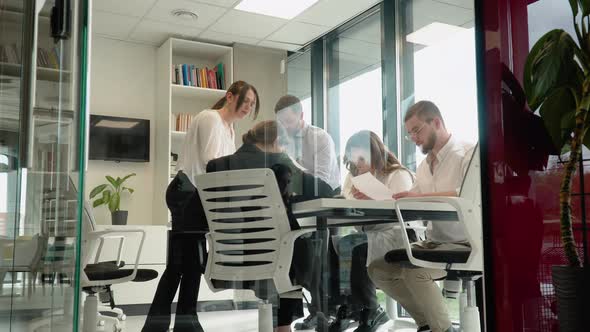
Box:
[292,198,458,226]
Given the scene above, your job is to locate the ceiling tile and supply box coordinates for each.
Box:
[199,30,260,46]
[93,0,158,17]
[267,22,326,45]
[146,0,227,29]
[92,11,141,39]
[209,10,287,39]
[296,0,380,28]
[129,19,203,45]
[186,0,240,8]
[257,40,301,51]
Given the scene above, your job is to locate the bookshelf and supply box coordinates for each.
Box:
[154,38,233,224]
[1,62,71,82]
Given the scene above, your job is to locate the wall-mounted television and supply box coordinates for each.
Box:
[89,115,150,162]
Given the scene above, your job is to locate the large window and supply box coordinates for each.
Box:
[326,10,383,183]
[287,49,313,125]
[398,0,478,169]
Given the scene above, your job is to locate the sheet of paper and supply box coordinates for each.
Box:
[351,172,395,201]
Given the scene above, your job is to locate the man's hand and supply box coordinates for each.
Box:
[351,186,371,200]
[392,191,419,199]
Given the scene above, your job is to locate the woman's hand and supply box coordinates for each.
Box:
[351,186,371,200]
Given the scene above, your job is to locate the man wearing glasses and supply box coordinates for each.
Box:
[368,101,474,332]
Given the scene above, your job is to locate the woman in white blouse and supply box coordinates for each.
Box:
[143,81,260,332]
[339,130,414,331]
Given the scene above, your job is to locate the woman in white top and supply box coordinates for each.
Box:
[339,130,414,331]
[143,81,260,332]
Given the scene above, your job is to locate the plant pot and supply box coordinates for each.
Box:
[111,211,128,225]
[551,265,590,331]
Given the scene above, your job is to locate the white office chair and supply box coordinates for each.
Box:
[195,168,315,332]
[387,144,483,332]
[79,226,148,332]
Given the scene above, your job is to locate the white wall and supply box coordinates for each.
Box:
[85,36,156,225]
[233,44,288,144]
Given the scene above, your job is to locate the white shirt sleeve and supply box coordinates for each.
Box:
[197,112,225,169]
[386,169,415,194]
[314,133,339,186]
[342,173,354,198]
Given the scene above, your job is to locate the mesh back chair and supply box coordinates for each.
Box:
[386,144,483,332]
[195,168,315,332]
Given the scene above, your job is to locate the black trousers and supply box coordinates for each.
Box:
[349,243,378,311]
[142,172,206,332]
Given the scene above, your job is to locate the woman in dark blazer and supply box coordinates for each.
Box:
[206,120,337,332]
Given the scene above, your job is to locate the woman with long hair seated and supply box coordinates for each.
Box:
[206,120,336,332]
[339,130,415,332]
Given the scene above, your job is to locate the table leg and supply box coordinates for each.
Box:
[315,216,328,332]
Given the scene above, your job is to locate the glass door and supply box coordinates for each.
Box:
[0,0,89,330]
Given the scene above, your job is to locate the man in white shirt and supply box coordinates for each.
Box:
[368,101,474,332]
[275,95,342,330]
[275,95,341,190]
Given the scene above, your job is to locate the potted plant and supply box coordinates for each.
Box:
[524,1,590,330]
[89,173,136,225]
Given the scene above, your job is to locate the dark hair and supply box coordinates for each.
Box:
[242,120,279,146]
[274,94,302,114]
[212,80,260,119]
[344,130,411,177]
[404,100,445,126]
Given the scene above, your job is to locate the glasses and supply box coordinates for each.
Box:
[404,122,428,141]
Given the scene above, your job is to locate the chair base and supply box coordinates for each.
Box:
[258,301,273,332]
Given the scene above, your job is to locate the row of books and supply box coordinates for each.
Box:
[0,44,60,69]
[171,63,225,90]
[173,113,195,132]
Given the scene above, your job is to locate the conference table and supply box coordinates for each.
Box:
[291,198,458,332]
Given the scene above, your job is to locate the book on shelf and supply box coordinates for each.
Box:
[171,62,225,90]
[0,44,60,69]
[174,113,196,132]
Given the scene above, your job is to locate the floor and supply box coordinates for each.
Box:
[116,311,419,332]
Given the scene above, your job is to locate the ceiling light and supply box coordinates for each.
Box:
[406,22,467,46]
[235,0,319,20]
[170,9,199,21]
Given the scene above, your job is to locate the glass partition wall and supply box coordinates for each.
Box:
[0,0,89,331]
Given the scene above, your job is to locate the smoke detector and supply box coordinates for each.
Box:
[170,9,199,21]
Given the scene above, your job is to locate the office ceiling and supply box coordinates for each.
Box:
[91,0,381,50]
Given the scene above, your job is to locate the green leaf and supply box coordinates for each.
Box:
[123,187,135,194]
[581,0,590,16]
[539,87,577,150]
[102,190,112,204]
[569,0,579,17]
[108,193,120,212]
[524,29,580,110]
[92,198,104,208]
[89,184,107,198]
[106,176,118,189]
[120,173,136,185]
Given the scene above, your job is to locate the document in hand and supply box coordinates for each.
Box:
[351,172,395,201]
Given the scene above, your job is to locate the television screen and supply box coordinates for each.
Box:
[89,115,150,162]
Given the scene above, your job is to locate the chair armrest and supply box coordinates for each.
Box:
[394,197,482,271]
[273,228,316,294]
[82,228,146,286]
